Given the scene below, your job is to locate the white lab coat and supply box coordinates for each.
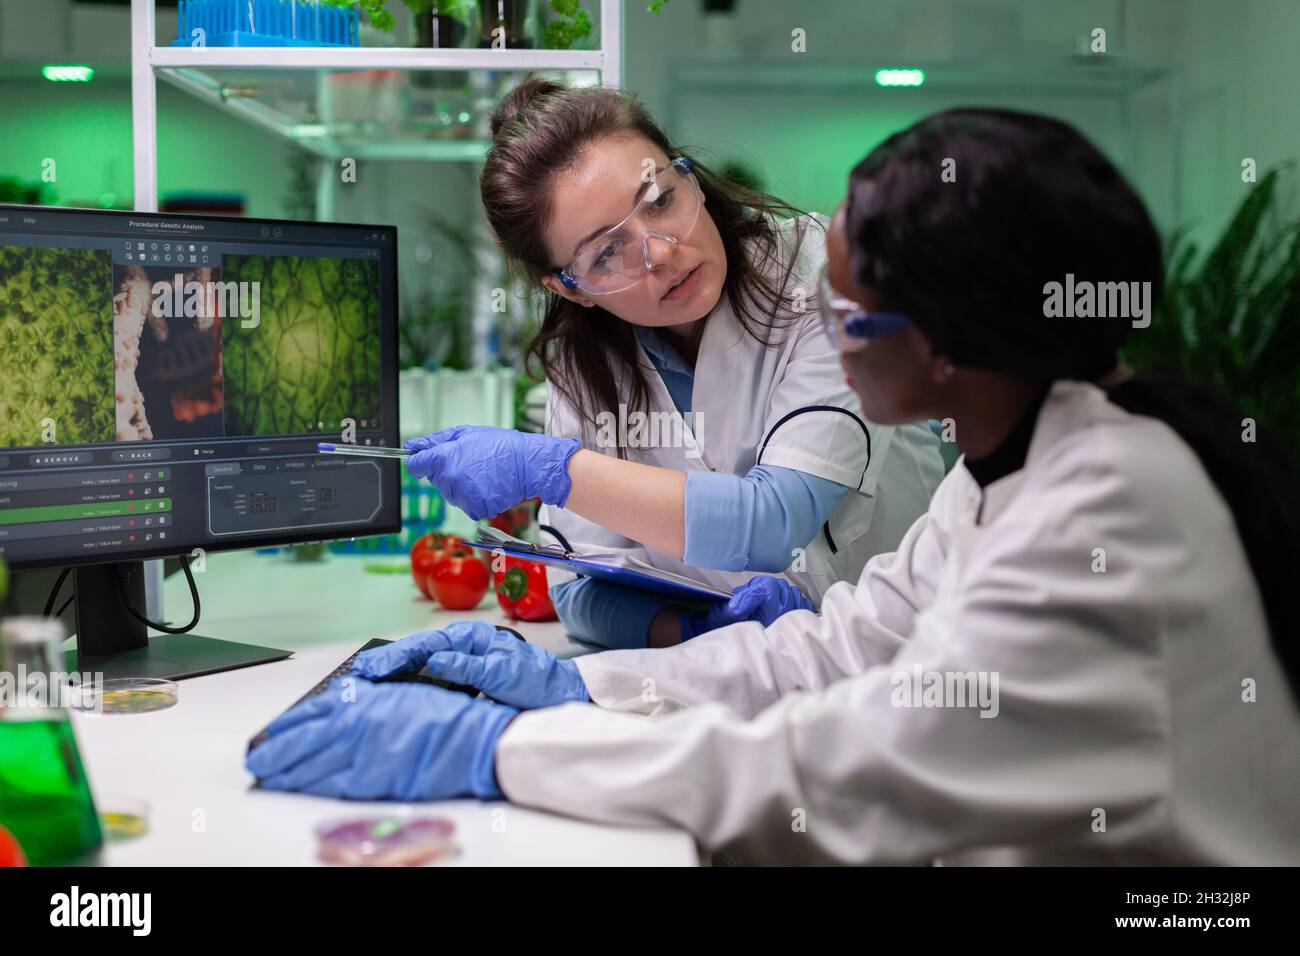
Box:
[540,214,944,603]
[499,380,1300,865]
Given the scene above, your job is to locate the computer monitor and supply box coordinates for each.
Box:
[0,204,401,679]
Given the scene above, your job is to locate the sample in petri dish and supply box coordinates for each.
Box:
[316,815,457,867]
[73,678,179,715]
[97,795,150,841]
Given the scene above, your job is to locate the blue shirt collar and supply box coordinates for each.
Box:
[635,325,694,377]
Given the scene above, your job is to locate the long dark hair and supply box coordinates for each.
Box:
[480,77,812,450]
[844,108,1300,700]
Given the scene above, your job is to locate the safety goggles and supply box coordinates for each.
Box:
[555,156,703,295]
[817,264,911,352]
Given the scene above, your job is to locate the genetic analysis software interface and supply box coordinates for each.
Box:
[0,206,401,570]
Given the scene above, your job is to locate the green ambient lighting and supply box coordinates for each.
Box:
[875,68,925,87]
[42,65,94,82]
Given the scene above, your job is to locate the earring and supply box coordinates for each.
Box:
[944,364,955,376]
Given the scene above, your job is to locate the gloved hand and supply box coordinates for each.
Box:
[405,426,581,520]
[245,678,517,801]
[680,574,815,641]
[353,620,589,711]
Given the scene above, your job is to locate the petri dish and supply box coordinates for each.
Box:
[316,814,457,867]
[72,678,179,715]
[97,795,150,841]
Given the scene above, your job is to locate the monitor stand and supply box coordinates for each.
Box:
[64,561,291,681]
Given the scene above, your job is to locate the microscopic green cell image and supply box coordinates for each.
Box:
[0,245,115,447]
[220,255,381,436]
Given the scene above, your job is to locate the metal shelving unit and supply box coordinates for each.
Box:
[126,0,623,613]
[130,0,624,212]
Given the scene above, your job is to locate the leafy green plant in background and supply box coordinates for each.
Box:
[401,204,480,371]
[282,148,319,221]
[323,0,598,49]
[322,0,478,31]
[1123,164,1300,455]
[398,194,543,373]
[544,0,591,49]
[512,368,545,432]
[0,247,114,446]
[401,288,473,370]
[0,177,56,206]
[322,0,395,31]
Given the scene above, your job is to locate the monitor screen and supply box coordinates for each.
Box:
[0,204,401,572]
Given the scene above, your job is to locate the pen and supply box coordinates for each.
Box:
[317,442,412,459]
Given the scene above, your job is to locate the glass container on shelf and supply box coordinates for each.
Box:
[404,3,479,137]
[477,0,537,49]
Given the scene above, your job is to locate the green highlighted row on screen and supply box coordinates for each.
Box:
[0,498,172,526]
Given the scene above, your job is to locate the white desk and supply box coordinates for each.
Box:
[72,549,697,866]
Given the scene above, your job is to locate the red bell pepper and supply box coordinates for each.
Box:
[493,556,557,622]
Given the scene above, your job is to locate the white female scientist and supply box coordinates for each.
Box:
[402,78,943,649]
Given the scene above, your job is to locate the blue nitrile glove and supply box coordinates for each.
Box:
[353,620,589,711]
[404,426,581,520]
[680,575,815,641]
[245,678,517,801]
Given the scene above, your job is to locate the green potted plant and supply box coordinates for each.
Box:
[542,0,590,50]
[325,0,474,45]
[1123,164,1300,455]
[323,0,397,32]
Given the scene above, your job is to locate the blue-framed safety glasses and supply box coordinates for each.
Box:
[817,264,911,351]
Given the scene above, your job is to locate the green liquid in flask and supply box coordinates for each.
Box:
[0,717,103,866]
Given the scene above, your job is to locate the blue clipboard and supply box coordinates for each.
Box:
[465,537,731,604]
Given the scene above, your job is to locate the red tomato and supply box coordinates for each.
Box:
[487,497,539,539]
[428,547,490,610]
[0,823,27,867]
[410,532,465,600]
